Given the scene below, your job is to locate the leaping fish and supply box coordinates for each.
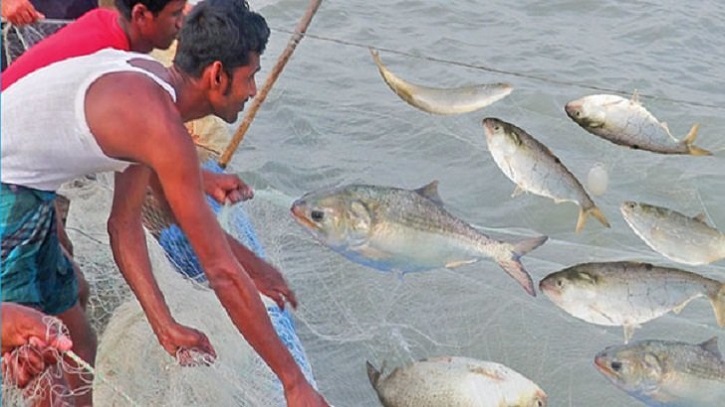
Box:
[482,117,609,233]
[540,261,725,343]
[620,201,725,266]
[595,338,725,406]
[565,92,710,156]
[290,182,547,296]
[370,48,513,115]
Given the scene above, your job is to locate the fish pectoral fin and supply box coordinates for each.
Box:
[694,212,710,225]
[623,324,639,344]
[511,185,525,198]
[445,259,478,268]
[630,89,640,104]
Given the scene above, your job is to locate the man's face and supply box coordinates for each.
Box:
[148,0,186,50]
[215,52,261,123]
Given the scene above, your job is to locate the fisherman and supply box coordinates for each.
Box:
[1,2,328,407]
[2,0,295,316]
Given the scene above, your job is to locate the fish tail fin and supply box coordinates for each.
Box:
[683,123,711,156]
[576,205,610,233]
[708,283,725,327]
[366,361,381,389]
[500,235,548,297]
[513,235,549,257]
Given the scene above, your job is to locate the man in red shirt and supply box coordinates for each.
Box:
[2,1,184,90]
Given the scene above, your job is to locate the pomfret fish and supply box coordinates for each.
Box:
[370,49,512,115]
[565,93,710,155]
[540,261,725,343]
[621,201,725,266]
[291,182,547,296]
[482,117,609,233]
[595,337,725,407]
[367,357,547,407]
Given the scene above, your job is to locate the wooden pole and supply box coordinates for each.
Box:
[218,0,323,169]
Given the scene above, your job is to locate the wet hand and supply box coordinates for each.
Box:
[1,304,72,387]
[2,0,44,26]
[157,322,217,366]
[202,170,254,204]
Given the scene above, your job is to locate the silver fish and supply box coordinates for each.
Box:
[621,201,725,266]
[291,182,547,296]
[370,49,513,115]
[540,261,725,343]
[367,357,547,407]
[565,93,710,155]
[595,337,725,407]
[482,117,610,233]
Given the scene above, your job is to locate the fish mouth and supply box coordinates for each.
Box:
[290,202,319,231]
[594,354,615,377]
[538,278,559,297]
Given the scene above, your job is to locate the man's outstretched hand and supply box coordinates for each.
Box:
[202,170,253,204]
[154,321,217,366]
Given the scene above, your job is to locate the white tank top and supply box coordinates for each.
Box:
[1,48,177,191]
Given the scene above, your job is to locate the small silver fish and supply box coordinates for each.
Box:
[540,261,725,343]
[565,93,710,155]
[370,48,513,115]
[367,357,547,407]
[291,182,547,296]
[482,117,609,233]
[621,201,725,266]
[595,337,725,407]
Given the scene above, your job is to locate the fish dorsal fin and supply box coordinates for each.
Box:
[699,337,722,359]
[630,90,640,104]
[365,361,381,388]
[693,213,709,225]
[415,181,444,206]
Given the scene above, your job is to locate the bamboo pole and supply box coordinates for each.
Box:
[218,0,323,168]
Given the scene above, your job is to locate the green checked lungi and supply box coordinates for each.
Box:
[0,183,78,315]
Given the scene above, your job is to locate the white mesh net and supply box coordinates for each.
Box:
[2,20,69,69]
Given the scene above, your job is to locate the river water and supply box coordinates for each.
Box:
[220,1,725,405]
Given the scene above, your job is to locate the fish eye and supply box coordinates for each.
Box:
[556,279,564,287]
[310,210,325,222]
[611,361,622,371]
[536,400,544,407]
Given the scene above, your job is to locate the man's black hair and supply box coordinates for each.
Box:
[114,0,176,19]
[173,0,269,78]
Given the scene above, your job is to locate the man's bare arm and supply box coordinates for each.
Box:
[87,71,309,388]
[108,165,215,361]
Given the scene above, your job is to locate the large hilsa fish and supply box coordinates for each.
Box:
[595,337,725,406]
[540,261,725,343]
[482,117,609,233]
[291,182,547,296]
[565,93,710,155]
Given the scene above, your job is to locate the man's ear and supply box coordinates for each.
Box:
[206,61,227,91]
[130,3,151,23]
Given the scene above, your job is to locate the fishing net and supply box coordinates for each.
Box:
[1,19,69,70]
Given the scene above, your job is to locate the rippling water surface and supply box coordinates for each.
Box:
[236,1,725,405]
